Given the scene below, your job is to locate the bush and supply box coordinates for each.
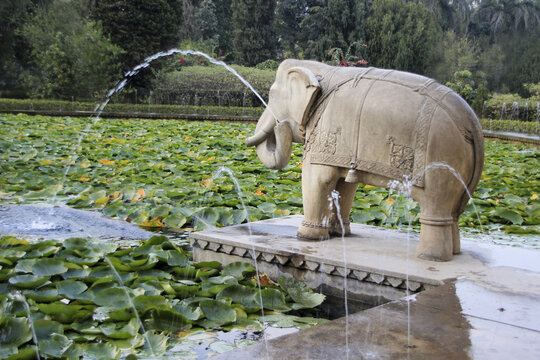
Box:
[0,98,264,118]
[151,65,276,107]
[484,94,539,122]
[481,119,538,134]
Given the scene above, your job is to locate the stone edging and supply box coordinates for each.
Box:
[191,237,432,294]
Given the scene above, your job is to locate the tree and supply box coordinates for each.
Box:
[474,0,540,38]
[275,0,310,58]
[93,0,183,72]
[232,0,277,66]
[366,0,440,74]
[19,0,123,99]
[298,0,370,61]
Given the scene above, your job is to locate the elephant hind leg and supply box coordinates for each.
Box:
[329,179,359,236]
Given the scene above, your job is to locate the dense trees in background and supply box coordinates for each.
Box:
[0,0,539,101]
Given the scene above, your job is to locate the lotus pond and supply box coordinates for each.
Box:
[0,235,328,359]
[0,113,538,241]
[0,113,539,358]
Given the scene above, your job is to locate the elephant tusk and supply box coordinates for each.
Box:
[245,117,276,147]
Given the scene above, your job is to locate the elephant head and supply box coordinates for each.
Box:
[245,62,321,169]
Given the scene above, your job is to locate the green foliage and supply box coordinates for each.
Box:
[0,236,328,358]
[483,93,539,122]
[151,65,276,107]
[299,0,369,61]
[232,0,277,66]
[0,113,538,240]
[366,0,440,74]
[430,31,479,84]
[446,70,490,108]
[0,98,264,118]
[481,119,538,134]
[17,1,123,100]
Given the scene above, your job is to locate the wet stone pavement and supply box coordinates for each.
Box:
[0,204,155,242]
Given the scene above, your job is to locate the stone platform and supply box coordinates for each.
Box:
[190,216,540,359]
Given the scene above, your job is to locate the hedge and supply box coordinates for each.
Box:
[481,119,538,134]
[0,98,264,118]
[483,94,540,122]
[151,65,276,107]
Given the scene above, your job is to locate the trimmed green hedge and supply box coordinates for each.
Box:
[0,98,264,118]
[151,65,276,107]
[483,94,539,122]
[481,119,538,134]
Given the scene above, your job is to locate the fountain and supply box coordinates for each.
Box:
[1,54,539,359]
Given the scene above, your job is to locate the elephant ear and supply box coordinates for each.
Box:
[287,67,321,126]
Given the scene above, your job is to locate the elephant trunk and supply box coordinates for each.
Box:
[246,109,293,170]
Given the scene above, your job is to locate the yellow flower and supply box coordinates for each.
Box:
[99,159,115,165]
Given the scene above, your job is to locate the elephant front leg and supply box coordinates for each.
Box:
[297,163,339,240]
[329,178,359,236]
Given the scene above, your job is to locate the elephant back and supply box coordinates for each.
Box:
[306,67,481,189]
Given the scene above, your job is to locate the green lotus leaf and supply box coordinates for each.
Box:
[14,259,36,273]
[199,299,236,325]
[279,276,325,309]
[232,209,248,224]
[93,287,132,309]
[257,202,276,214]
[150,204,172,218]
[0,317,33,354]
[148,308,192,332]
[31,258,68,276]
[493,208,524,225]
[33,319,64,341]
[71,321,102,335]
[140,331,168,356]
[217,284,261,311]
[260,288,290,311]
[9,274,50,289]
[22,287,60,302]
[138,269,173,280]
[100,318,140,339]
[109,333,145,350]
[38,333,72,358]
[172,267,198,280]
[82,342,121,360]
[132,279,163,296]
[220,262,256,280]
[4,347,39,360]
[165,250,190,267]
[37,302,93,324]
[57,279,88,298]
[191,261,220,271]
[193,207,219,230]
[210,340,236,354]
[133,294,171,314]
[25,242,60,258]
[163,213,187,228]
[170,283,200,298]
[0,249,26,262]
[173,302,203,321]
[260,313,298,328]
[0,268,15,282]
[195,268,220,281]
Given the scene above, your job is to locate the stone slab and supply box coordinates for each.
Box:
[190,216,540,359]
[190,215,539,301]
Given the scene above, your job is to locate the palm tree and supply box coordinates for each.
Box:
[474,0,540,36]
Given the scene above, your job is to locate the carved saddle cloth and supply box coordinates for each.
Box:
[305,68,454,188]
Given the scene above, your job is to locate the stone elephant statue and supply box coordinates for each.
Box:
[245,60,484,261]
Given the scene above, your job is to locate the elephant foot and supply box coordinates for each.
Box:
[416,217,454,262]
[297,220,329,240]
[329,220,351,236]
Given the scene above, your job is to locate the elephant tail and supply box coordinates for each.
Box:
[456,112,485,218]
